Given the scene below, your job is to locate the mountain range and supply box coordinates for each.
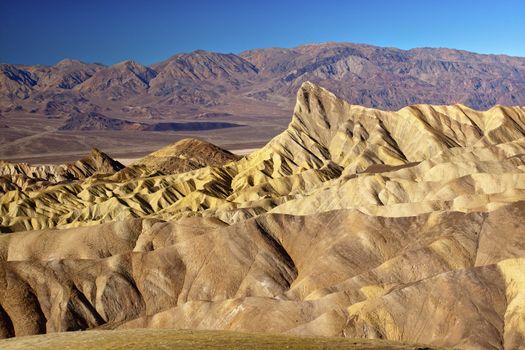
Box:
[2,42,525,163]
[2,43,525,113]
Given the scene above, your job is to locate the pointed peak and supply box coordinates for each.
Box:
[84,147,110,162]
[84,148,124,170]
[291,82,354,145]
[297,81,338,99]
[86,147,110,161]
[55,58,83,67]
[299,80,318,90]
[295,81,342,110]
[89,147,104,156]
[113,60,141,68]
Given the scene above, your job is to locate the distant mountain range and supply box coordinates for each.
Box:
[1,42,525,119]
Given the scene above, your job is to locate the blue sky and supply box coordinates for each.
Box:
[1,0,524,65]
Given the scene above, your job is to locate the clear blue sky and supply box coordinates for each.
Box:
[1,0,524,65]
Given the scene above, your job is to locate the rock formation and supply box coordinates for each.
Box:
[0,148,124,194]
[0,82,525,349]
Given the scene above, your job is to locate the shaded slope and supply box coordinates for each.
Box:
[0,64,37,99]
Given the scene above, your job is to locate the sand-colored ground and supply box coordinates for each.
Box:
[0,329,444,350]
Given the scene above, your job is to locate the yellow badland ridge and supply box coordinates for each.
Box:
[1,81,524,231]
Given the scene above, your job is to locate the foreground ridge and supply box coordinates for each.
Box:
[0,82,525,349]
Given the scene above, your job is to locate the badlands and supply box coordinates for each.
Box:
[1,82,524,349]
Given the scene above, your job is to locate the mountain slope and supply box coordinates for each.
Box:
[29,59,104,90]
[2,42,525,162]
[0,64,37,99]
[75,60,157,99]
[0,204,524,349]
[148,50,259,105]
[2,42,525,110]
[151,50,258,83]
[1,82,525,231]
[0,60,103,100]
[240,43,525,109]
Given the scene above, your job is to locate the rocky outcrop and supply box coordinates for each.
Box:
[0,148,124,194]
[2,82,525,230]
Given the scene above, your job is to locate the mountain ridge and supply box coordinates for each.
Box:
[2,42,525,162]
[2,42,525,111]
[2,81,524,229]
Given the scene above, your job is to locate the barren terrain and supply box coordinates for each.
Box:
[1,82,524,349]
[2,42,524,163]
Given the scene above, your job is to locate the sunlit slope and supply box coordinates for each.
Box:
[0,148,123,194]
[113,138,241,179]
[1,82,525,232]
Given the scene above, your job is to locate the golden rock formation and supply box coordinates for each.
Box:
[1,82,524,349]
